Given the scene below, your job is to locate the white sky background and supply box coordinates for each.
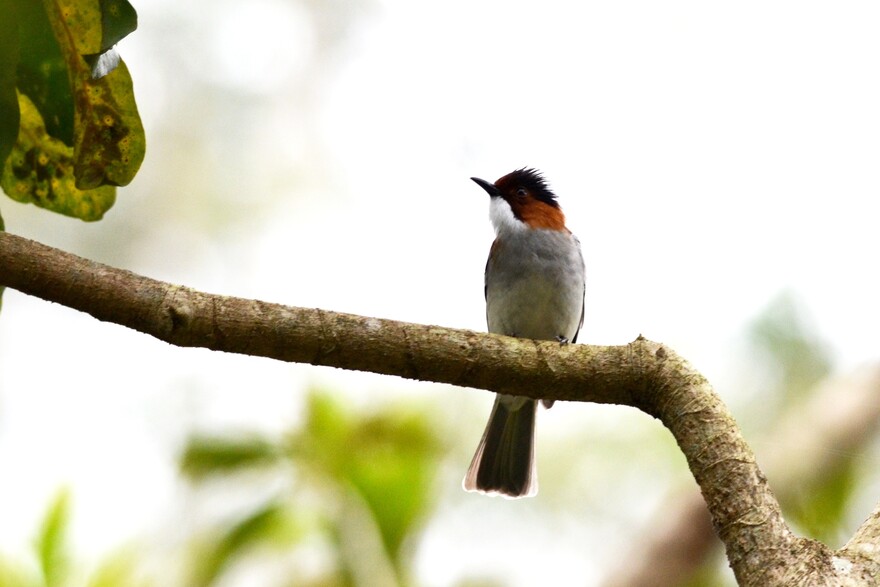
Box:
[2,0,880,585]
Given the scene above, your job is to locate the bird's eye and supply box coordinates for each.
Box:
[515,187,528,198]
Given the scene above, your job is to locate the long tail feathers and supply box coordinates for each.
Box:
[463,395,538,498]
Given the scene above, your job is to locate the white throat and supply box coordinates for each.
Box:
[489,197,527,236]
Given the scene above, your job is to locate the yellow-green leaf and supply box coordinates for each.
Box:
[43,0,145,189]
[2,91,115,220]
[72,59,145,188]
[47,0,104,55]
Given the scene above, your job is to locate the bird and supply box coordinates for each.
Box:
[463,168,585,498]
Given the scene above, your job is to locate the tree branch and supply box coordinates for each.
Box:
[605,363,880,587]
[843,500,880,576]
[0,231,876,585]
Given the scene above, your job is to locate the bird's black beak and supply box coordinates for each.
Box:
[471,177,500,197]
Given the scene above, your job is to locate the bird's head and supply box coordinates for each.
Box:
[471,168,566,233]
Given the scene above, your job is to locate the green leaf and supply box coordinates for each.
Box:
[43,0,138,58]
[190,502,302,586]
[2,91,116,220]
[12,0,74,142]
[345,410,440,561]
[296,393,442,563]
[180,434,281,480]
[80,0,139,80]
[96,0,138,53]
[0,0,20,168]
[35,489,71,587]
[0,207,4,313]
[786,456,858,543]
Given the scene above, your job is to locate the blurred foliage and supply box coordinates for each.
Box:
[181,434,282,480]
[179,390,445,587]
[787,456,859,545]
[0,0,144,221]
[747,291,833,406]
[681,557,728,587]
[695,292,848,584]
[187,501,305,586]
[86,552,153,587]
[746,293,855,545]
[0,392,443,587]
[293,393,441,563]
[0,488,155,587]
[36,489,71,587]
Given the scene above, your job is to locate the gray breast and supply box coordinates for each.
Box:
[485,230,585,341]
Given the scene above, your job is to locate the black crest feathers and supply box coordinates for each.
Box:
[497,168,559,208]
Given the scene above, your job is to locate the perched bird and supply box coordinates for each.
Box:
[464,168,585,498]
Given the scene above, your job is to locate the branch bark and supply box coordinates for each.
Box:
[0,231,878,585]
[605,364,880,587]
